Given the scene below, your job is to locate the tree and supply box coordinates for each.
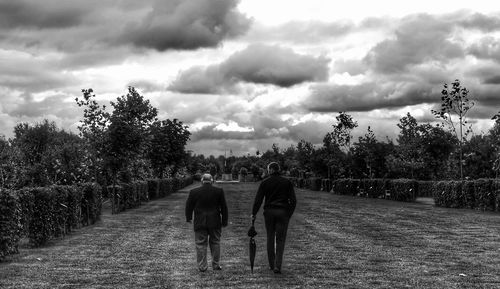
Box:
[324,111,358,152]
[106,86,158,182]
[296,139,314,171]
[353,126,377,178]
[100,87,157,213]
[393,113,426,178]
[323,112,358,178]
[490,112,500,177]
[432,79,474,179]
[12,120,86,186]
[148,119,191,178]
[0,136,22,189]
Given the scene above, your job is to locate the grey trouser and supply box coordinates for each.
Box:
[264,208,290,271]
[195,227,221,271]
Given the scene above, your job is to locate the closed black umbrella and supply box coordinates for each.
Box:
[247,219,257,273]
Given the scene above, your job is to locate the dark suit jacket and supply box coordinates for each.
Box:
[185,184,228,231]
[252,174,296,217]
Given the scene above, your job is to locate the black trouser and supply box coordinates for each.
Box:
[264,208,290,270]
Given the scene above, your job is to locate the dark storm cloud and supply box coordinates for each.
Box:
[117,0,251,51]
[472,85,500,107]
[483,75,500,84]
[364,13,465,74]
[7,94,78,119]
[468,36,500,63]
[458,12,500,32]
[0,0,251,72]
[169,44,330,94]
[305,82,439,113]
[0,52,78,93]
[0,0,91,29]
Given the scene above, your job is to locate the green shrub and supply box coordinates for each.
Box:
[147,180,160,200]
[28,187,56,246]
[474,179,495,211]
[462,181,475,209]
[494,180,500,212]
[137,181,149,202]
[321,179,332,192]
[333,179,358,196]
[0,189,21,261]
[17,188,34,238]
[417,181,435,198]
[432,181,448,207]
[388,179,417,202]
[362,179,386,198]
[158,179,171,197]
[308,177,322,191]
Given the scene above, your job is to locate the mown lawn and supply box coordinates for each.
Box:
[1,182,499,288]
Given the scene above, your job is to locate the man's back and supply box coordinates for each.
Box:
[186,184,228,231]
[252,174,296,216]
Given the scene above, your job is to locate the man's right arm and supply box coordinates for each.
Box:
[185,191,194,222]
[287,181,297,216]
[251,183,265,218]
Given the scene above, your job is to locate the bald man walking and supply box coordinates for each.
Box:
[186,174,229,272]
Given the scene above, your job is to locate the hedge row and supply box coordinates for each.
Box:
[1,176,194,261]
[289,177,417,202]
[292,176,500,212]
[107,177,194,214]
[0,183,102,261]
[0,190,21,261]
[433,179,500,211]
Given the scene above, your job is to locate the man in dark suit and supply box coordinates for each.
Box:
[251,162,297,274]
[186,174,228,272]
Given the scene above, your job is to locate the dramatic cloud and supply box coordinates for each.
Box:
[0,0,91,29]
[364,14,465,74]
[305,82,439,113]
[245,20,356,43]
[2,0,500,157]
[116,0,251,51]
[169,44,330,93]
[468,36,500,63]
[0,50,78,93]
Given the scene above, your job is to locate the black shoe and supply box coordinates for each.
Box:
[199,268,207,272]
[273,268,281,274]
[213,266,222,270]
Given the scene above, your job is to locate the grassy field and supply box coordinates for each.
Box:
[1,182,499,288]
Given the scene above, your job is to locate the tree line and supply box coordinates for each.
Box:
[186,80,500,181]
[0,87,191,189]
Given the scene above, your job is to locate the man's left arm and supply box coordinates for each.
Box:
[220,189,229,227]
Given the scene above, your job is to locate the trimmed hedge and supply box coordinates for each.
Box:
[1,184,103,250]
[1,176,194,261]
[433,179,500,212]
[388,179,417,202]
[292,178,417,203]
[0,190,21,261]
[416,181,434,198]
[108,177,194,214]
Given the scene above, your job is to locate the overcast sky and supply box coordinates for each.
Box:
[1,0,500,156]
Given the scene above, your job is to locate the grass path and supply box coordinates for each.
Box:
[1,182,500,288]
